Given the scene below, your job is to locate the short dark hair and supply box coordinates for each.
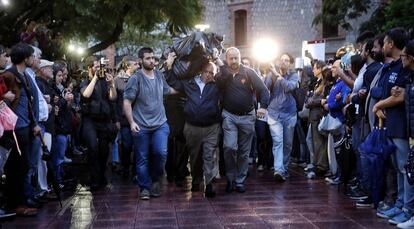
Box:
[138,47,153,59]
[374,34,385,48]
[356,31,375,44]
[406,40,414,57]
[351,54,364,75]
[386,27,408,50]
[364,38,375,57]
[10,43,33,65]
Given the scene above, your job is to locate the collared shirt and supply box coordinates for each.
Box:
[265,70,299,121]
[194,75,206,94]
[377,58,410,138]
[352,63,367,93]
[26,68,48,122]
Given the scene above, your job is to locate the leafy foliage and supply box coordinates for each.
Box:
[312,0,371,31]
[0,0,202,56]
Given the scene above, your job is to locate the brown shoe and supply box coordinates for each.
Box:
[14,206,38,216]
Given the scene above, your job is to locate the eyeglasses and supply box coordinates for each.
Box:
[401,54,413,59]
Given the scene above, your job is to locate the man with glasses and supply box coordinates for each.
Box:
[166,61,221,197]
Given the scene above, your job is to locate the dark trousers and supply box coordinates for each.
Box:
[165,99,189,183]
[120,126,133,171]
[256,120,272,168]
[3,127,32,209]
[82,117,114,185]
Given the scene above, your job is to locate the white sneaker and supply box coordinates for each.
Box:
[307,171,316,179]
[398,216,414,229]
[257,165,264,171]
[63,156,72,163]
[304,164,314,172]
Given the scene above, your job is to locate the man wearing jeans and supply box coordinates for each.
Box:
[372,28,413,225]
[123,48,177,200]
[215,47,269,193]
[265,53,300,181]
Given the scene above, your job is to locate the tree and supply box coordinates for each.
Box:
[312,0,371,31]
[0,0,202,57]
[313,0,414,38]
[116,23,173,57]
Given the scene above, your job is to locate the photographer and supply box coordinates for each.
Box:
[265,53,300,182]
[50,64,73,189]
[80,56,117,190]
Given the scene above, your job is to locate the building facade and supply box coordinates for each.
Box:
[201,0,380,61]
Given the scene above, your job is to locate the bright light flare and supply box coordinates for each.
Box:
[68,44,75,52]
[1,0,9,6]
[76,47,85,55]
[253,38,278,63]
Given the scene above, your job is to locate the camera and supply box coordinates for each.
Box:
[97,57,109,79]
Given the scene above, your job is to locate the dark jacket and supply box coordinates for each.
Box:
[166,71,221,126]
[114,74,131,127]
[52,84,72,135]
[36,76,56,134]
[1,66,39,129]
[306,79,331,122]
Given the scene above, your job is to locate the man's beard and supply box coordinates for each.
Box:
[230,63,239,71]
[373,51,384,62]
[143,63,154,71]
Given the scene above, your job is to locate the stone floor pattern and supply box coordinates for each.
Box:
[2,167,395,229]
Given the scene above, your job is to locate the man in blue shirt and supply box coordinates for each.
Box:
[265,53,299,181]
[372,28,413,225]
[1,43,41,215]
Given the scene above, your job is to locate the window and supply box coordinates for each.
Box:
[323,20,339,38]
[234,10,247,46]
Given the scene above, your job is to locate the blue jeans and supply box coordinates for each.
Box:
[391,138,414,214]
[133,122,170,190]
[52,134,68,184]
[268,115,297,174]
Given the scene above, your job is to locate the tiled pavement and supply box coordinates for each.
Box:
[2,167,395,229]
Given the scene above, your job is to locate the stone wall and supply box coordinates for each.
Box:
[201,0,379,60]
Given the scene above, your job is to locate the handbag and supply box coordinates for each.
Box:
[318,113,342,136]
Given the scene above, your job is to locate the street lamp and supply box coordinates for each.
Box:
[76,47,85,55]
[1,0,9,6]
[195,24,210,32]
[68,44,75,52]
[67,43,85,56]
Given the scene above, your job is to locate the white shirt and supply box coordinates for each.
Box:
[194,75,206,94]
[26,68,49,122]
[352,63,367,93]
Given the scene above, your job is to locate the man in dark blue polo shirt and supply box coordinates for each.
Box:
[372,28,414,225]
[215,47,270,193]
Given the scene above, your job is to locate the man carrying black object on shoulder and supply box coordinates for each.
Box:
[80,56,117,190]
[214,47,270,193]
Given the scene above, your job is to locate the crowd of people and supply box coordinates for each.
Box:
[0,24,414,229]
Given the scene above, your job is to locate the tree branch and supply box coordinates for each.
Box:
[84,4,130,56]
